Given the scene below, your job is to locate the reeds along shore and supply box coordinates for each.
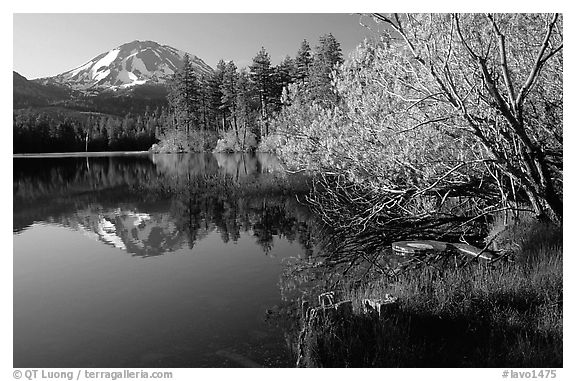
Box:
[296,219,563,368]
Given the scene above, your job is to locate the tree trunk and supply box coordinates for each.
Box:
[242,120,247,151]
[233,107,239,141]
[202,96,207,132]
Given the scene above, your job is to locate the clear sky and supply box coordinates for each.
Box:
[13,13,382,79]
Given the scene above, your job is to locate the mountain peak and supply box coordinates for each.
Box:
[122,40,161,48]
[42,40,213,91]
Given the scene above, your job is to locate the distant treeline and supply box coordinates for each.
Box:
[13,107,169,153]
[13,34,344,154]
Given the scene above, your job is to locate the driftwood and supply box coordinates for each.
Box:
[392,240,497,261]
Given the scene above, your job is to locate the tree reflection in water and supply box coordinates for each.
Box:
[13,153,317,258]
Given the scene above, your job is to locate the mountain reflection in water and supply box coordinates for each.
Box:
[13,152,319,368]
[13,153,315,258]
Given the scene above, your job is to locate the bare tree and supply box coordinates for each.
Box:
[368,13,563,223]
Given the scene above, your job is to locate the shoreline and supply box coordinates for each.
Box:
[13,151,152,158]
[13,150,276,158]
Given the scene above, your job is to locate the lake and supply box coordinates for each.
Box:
[13,153,316,368]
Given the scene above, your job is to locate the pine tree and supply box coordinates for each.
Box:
[209,59,227,133]
[270,56,297,112]
[220,61,239,137]
[249,47,273,136]
[167,54,200,139]
[197,74,210,133]
[309,33,343,106]
[235,69,253,150]
[106,117,118,149]
[295,39,313,83]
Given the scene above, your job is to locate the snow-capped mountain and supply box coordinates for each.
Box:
[40,40,213,90]
[72,208,187,257]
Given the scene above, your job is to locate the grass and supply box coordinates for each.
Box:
[296,219,563,367]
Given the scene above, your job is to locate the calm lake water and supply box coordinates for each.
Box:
[13,153,316,368]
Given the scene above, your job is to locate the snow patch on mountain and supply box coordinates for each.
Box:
[117,80,147,89]
[91,48,120,77]
[68,60,94,78]
[93,68,111,82]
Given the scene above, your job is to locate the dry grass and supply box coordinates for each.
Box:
[298,220,563,367]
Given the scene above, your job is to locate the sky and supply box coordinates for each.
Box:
[13,13,383,79]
